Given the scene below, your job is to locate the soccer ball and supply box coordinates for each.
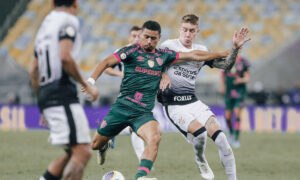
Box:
[101,170,125,180]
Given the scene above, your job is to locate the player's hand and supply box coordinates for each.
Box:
[233,27,251,48]
[84,82,99,101]
[160,73,171,91]
[81,80,93,92]
[39,115,48,127]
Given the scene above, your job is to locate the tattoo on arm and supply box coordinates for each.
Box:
[211,47,239,70]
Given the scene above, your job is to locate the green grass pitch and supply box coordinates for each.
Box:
[1,131,299,180]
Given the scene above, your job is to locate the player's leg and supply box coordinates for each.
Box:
[62,103,92,179]
[91,131,113,165]
[225,97,234,143]
[62,144,91,180]
[134,120,161,180]
[232,106,242,148]
[39,151,70,180]
[164,103,214,180]
[41,103,92,180]
[93,103,129,165]
[206,116,237,180]
[187,120,214,180]
[131,131,145,162]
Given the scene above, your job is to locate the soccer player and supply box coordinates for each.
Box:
[83,20,229,180]
[220,55,250,148]
[158,14,250,180]
[29,0,98,180]
[103,26,146,164]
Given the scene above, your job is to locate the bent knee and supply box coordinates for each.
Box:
[73,144,92,161]
[148,133,161,145]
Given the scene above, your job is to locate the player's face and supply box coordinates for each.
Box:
[140,28,160,52]
[128,30,142,44]
[179,22,199,48]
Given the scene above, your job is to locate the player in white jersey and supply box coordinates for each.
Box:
[30,0,98,180]
[158,14,250,180]
[96,26,146,165]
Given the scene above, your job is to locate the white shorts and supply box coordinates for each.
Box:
[43,103,91,146]
[163,100,214,134]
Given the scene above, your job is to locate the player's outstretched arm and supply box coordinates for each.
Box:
[89,54,119,82]
[60,39,98,101]
[104,67,124,78]
[210,27,251,70]
[176,49,229,64]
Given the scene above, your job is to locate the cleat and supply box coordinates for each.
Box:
[195,158,214,180]
[137,177,158,180]
[232,140,240,149]
[97,140,112,165]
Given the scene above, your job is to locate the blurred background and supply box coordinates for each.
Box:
[0,0,299,132]
[1,0,300,106]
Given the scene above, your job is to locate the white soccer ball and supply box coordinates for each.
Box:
[101,170,125,180]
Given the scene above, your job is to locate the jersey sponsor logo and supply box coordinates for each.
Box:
[135,66,161,76]
[174,95,192,101]
[100,120,107,129]
[148,60,154,68]
[156,57,163,66]
[137,56,144,61]
[134,92,143,101]
[120,53,127,60]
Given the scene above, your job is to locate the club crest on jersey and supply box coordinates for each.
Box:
[134,92,143,101]
[148,60,154,68]
[120,53,127,60]
[156,57,163,66]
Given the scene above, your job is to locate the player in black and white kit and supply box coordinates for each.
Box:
[30,1,98,180]
[158,14,250,180]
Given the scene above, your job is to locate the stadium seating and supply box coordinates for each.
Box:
[1,0,299,70]
[0,0,299,94]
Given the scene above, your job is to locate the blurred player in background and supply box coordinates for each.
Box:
[30,0,98,179]
[102,26,146,164]
[220,55,250,148]
[158,14,250,180]
[83,20,229,180]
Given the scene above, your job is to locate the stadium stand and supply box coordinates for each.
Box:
[0,0,299,104]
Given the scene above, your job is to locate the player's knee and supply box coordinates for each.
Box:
[148,133,161,146]
[206,116,221,137]
[73,144,92,163]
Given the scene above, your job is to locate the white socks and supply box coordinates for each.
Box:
[191,131,208,163]
[214,131,237,180]
[131,132,145,161]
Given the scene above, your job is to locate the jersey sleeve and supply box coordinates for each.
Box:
[113,45,136,63]
[58,24,77,42]
[165,49,179,65]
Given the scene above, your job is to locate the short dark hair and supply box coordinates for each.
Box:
[142,20,161,34]
[130,26,142,32]
[181,14,199,25]
[54,0,75,7]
